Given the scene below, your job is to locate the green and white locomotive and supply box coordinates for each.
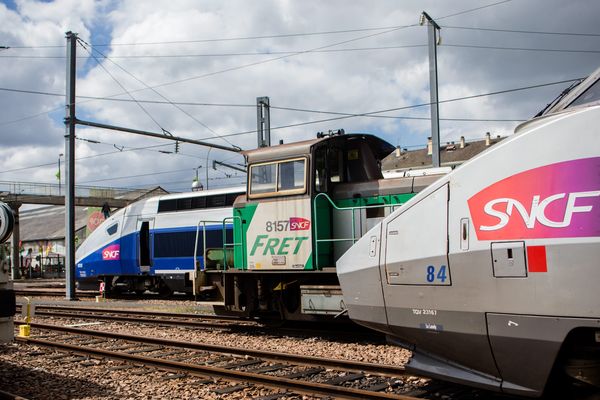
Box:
[200,131,441,320]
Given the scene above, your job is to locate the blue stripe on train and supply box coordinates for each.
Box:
[76,224,232,280]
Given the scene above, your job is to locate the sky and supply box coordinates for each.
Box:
[0,0,598,194]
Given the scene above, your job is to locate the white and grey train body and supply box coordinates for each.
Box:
[76,186,244,294]
[337,67,600,397]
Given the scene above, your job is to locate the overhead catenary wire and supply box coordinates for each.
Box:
[0,0,522,132]
[77,38,236,148]
[0,0,512,50]
[5,42,600,59]
[77,39,169,134]
[195,77,582,140]
[2,25,420,50]
[5,75,581,126]
[441,24,600,37]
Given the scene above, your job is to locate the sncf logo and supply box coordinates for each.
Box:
[468,158,600,240]
[102,244,120,261]
[290,217,311,231]
[480,191,600,231]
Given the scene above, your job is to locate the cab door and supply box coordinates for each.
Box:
[136,218,154,272]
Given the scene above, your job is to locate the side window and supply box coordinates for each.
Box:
[106,223,118,236]
[249,158,306,198]
[250,163,276,195]
[278,160,304,191]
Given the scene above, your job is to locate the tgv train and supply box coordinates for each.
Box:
[337,67,600,397]
[76,186,244,294]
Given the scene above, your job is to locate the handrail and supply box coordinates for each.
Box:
[312,192,400,269]
[222,216,243,269]
[193,220,224,271]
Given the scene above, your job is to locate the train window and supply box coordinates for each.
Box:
[249,158,306,199]
[191,196,206,209]
[207,194,226,208]
[250,163,277,195]
[106,223,118,236]
[177,197,193,210]
[158,199,177,213]
[329,147,343,183]
[568,78,600,108]
[153,228,233,258]
[278,160,304,191]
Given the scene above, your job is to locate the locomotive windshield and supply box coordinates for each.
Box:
[249,157,307,198]
[568,77,600,108]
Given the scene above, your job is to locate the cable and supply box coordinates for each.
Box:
[0,45,428,59]
[77,38,236,148]
[2,25,418,49]
[77,39,169,133]
[196,77,581,140]
[436,0,512,20]
[0,86,527,122]
[442,43,600,54]
[441,24,600,37]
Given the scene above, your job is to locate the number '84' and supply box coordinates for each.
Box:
[426,265,447,283]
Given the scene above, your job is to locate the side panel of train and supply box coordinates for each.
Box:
[337,104,600,396]
[76,196,235,294]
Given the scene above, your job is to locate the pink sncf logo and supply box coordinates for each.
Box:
[289,217,311,231]
[468,157,600,240]
[102,244,120,261]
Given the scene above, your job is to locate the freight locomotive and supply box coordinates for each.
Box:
[337,67,600,397]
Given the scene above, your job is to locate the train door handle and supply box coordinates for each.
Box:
[369,236,377,257]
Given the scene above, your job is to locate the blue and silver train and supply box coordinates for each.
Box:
[75,186,244,294]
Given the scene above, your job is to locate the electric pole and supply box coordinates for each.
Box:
[64,31,77,300]
[420,11,441,168]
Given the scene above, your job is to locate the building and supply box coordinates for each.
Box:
[382,132,505,173]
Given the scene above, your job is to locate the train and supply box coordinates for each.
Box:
[337,66,600,397]
[0,201,16,343]
[76,132,442,319]
[76,66,599,396]
[75,186,244,295]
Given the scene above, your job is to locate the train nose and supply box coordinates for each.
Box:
[336,227,391,334]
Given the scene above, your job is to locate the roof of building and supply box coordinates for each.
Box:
[19,205,89,242]
[381,135,505,171]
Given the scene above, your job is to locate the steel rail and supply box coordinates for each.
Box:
[20,310,247,330]
[17,334,415,400]
[18,304,241,321]
[15,289,98,297]
[18,322,407,378]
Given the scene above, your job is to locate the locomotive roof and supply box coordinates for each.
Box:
[242,133,396,164]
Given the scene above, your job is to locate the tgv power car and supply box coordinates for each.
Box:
[76,186,244,294]
[337,68,600,397]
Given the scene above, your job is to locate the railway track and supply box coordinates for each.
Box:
[14,303,376,340]
[14,289,99,298]
[15,322,499,399]
[15,304,258,331]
